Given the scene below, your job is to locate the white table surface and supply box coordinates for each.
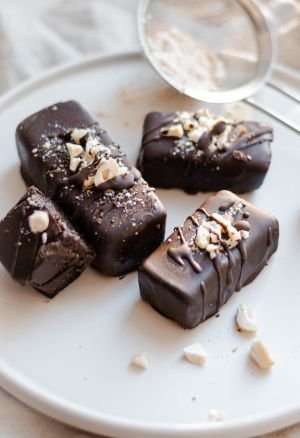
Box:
[0,0,299,436]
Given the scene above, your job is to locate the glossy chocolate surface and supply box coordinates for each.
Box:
[16,101,166,275]
[138,190,279,329]
[0,186,95,298]
[137,111,273,193]
[16,101,131,195]
[57,179,166,275]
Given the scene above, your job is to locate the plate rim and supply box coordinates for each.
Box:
[0,50,299,438]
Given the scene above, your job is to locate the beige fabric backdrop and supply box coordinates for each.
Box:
[0,0,299,437]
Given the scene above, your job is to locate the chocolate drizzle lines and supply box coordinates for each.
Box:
[197,132,213,156]
[142,134,161,147]
[142,113,175,144]
[230,127,273,151]
[169,199,259,322]
[219,200,235,212]
[235,220,250,232]
[198,207,210,218]
[168,227,202,273]
[188,215,200,227]
[213,254,223,311]
[177,227,185,242]
[200,281,207,321]
[199,201,251,300]
[212,124,273,170]
[237,239,247,291]
[222,241,235,284]
[211,121,227,136]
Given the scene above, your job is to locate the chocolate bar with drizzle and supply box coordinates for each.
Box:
[138,190,279,329]
[137,109,273,194]
[16,101,167,276]
[0,186,95,297]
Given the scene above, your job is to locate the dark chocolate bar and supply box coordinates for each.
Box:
[16,101,166,276]
[0,186,95,297]
[17,100,98,196]
[138,190,279,329]
[137,110,273,194]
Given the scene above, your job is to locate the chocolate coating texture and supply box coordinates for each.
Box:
[16,101,127,195]
[0,186,95,297]
[16,101,166,276]
[137,111,273,194]
[57,179,165,275]
[138,190,279,329]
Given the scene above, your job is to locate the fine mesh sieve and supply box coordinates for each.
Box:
[138,0,273,103]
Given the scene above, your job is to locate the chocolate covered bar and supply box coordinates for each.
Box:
[0,186,95,297]
[137,110,273,193]
[56,178,165,275]
[138,190,279,329]
[16,101,166,276]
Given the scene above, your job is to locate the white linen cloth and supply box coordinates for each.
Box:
[0,0,139,94]
[0,0,299,437]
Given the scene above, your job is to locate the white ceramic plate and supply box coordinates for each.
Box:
[0,51,299,438]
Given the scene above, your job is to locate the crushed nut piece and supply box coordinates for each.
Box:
[216,124,231,151]
[208,143,218,154]
[195,225,210,249]
[94,158,127,187]
[232,150,249,162]
[211,213,232,231]
[71,128,88,144]
[206,243,221,259]
[187,127,205,143]
[161,124,184,138]
[90,144,110,158]
[226,225,242,248]
[131,352,150,370]
[183,119,198,132]
[85,137,110,159]
[66,143,83,158]
[198,116,215,131]
[28,211,49,234]
[250,340,274,369]
[69,157,81,172]
[240,229,250,240]
[205,220,222,240]
[177,111,191,120]
[236,304,257,333]
[195,209,250,258]
[183,342,207,365]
